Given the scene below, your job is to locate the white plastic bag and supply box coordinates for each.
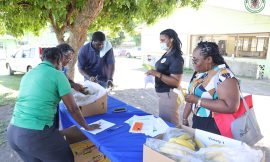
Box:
[196,143,263,162]
[72,80,107,106]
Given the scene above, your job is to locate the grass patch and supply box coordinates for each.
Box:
[184,68,194,74]
[0,74,23,106]
[0,93,17,106]
[0,74,23,91]
[0,121,8,145]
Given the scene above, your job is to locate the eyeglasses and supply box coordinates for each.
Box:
[192,58,199,64]
[64,56,72,62]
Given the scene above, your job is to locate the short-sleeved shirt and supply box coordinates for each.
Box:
[77,42,115,81]
[155,49,184,93]
[11,61,71,130]
[188,64,235,118]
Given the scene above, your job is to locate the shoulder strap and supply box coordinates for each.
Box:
[239,87,251,113]
[215,69,250,114]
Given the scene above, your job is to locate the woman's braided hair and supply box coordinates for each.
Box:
[196,41,229,68]
[190,41,230,82]
[160,29,183,55]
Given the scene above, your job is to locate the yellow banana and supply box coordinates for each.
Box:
[194,138,205,149]
[176,134,191,140]
[169,138,195,151]
[143,64,155,70]
[181,88,187,97]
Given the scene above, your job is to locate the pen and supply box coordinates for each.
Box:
[107,124,124,131]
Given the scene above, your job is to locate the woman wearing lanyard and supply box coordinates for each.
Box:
[183,41,240,135]
[7,47,100,162]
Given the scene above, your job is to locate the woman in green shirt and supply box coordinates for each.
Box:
[7,47,99,162]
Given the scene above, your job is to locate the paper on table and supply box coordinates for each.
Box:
[125,115,139,125]
[81,119,115,135]
[125,115,156,126]
[149,117,170,137]
[127,115,169,137]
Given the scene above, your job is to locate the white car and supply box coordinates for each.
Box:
[117,47,143,58]
[5,46,45,75]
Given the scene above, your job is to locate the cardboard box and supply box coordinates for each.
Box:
[79,94,107,117]
[143,125,265,162]
[61,126,110,162]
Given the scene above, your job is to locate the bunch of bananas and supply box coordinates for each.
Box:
[168,134,206,151]
[181,88,187,97]
[168,134,196,151]
[142,64,155,70]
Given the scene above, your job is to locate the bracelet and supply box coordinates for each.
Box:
[182,119,189,125]
[197,98,202,107]
[182,119,188,122]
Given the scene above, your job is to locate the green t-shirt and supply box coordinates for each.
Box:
[11,61,71,130]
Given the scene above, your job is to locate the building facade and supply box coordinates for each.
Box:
[141,5,270,79]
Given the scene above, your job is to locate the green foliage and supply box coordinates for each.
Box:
[90,0,177,34]
[0,0,203,38]
[108,31,126,47]
[132,34,141,46]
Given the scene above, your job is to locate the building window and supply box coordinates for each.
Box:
[190,33,269,59]
[251,38,257,52]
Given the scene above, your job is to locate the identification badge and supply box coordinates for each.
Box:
[161,58,166,63]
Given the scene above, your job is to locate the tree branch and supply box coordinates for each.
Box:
[49,10,65,42]
[49,11,59,32]
[17,2,32,7]
[60,1,75,32]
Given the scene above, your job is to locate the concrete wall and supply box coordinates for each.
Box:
[141,5,270,79]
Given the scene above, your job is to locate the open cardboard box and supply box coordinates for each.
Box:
[61,126,110,162]
[143,125,265,162]
[79,94,107,117]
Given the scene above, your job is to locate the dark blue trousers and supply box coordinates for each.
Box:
[7,124,74,162]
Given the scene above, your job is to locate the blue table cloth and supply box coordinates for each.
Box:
[59,95,158,162]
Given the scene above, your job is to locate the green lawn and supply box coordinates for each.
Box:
[0,74,23,145]
[0,74,23,106]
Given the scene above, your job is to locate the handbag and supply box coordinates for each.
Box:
[231,91,263,145]
[212,69,262,145]
[213,95,253,139]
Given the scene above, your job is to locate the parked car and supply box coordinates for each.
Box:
[5,46,46,75]
[117,47,142,58]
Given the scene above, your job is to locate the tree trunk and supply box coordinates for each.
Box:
[54,0,104,80]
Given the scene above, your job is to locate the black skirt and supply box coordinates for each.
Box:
[192,115,221,135]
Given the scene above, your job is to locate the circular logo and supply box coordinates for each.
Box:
[161,58,166,63]
[244,0,266,13]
